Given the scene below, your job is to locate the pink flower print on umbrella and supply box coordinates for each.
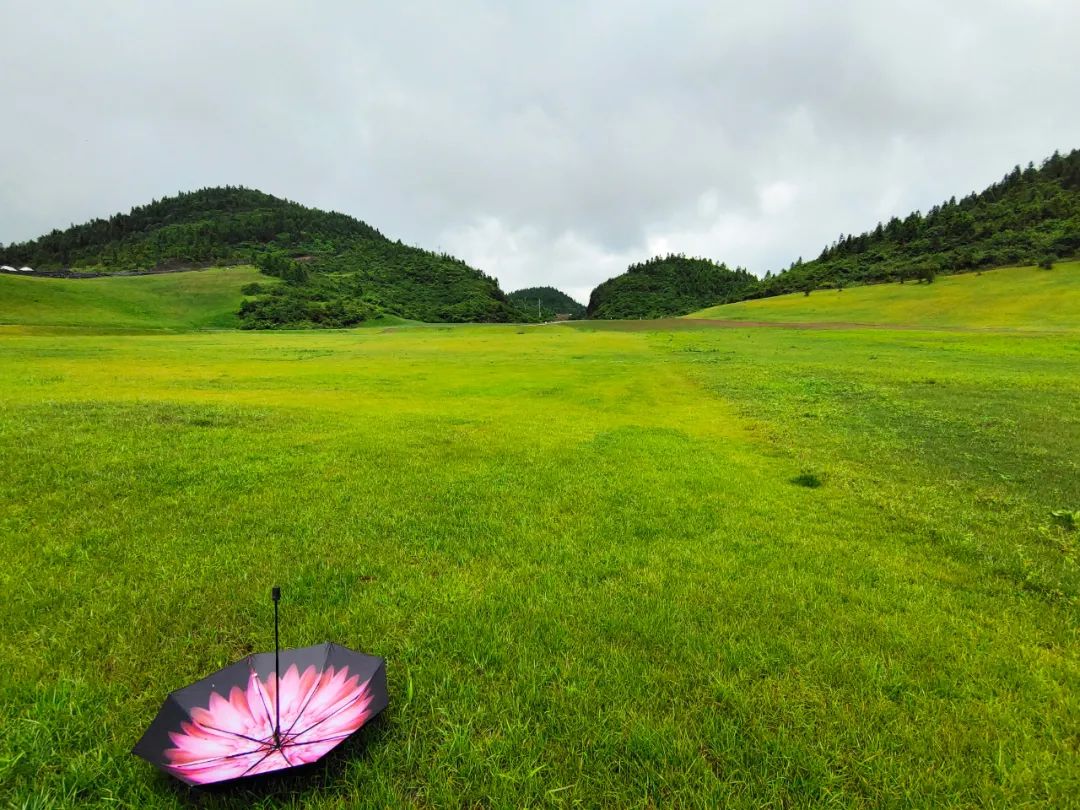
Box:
[133,589,389,787]
[163,664,375,785]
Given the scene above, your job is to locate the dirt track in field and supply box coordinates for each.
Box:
[556,318,1067,333]
[560,317,929,331]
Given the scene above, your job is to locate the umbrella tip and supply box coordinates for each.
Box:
[272,586,280,602]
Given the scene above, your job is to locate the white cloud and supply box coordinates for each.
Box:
[2,0,1078,295]
[440,217,639,305]
[759,182,799,216]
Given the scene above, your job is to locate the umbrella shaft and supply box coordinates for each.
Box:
[274,596,280,737]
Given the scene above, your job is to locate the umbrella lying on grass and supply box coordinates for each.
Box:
[134,587,388,787]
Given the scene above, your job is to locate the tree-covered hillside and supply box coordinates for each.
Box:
[584,148,1080,317]
[758,148,1080,295]
[0,187,518,326]
[508,287,586,319]
[587,255,758,319]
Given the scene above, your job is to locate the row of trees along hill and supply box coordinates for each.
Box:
[0,186,521,326]
[755,148,1080,296]
[584,148,1080,317]
[508,286,586,320]
[586,255,758,319]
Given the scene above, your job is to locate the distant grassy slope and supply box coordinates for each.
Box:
[0,267,266,330]
[688,262,1080,330]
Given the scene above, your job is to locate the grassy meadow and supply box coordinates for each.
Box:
[0,267,266,331]
[690,261,1080,330]
[1,270,1079,807]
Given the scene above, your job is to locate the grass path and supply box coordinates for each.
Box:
[568,317,1062,333]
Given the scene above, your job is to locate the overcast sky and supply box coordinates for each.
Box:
[2,1,1078,302]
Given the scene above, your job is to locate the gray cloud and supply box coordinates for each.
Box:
[2,0,1078,302]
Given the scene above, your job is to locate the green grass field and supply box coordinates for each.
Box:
[0,267,265,331]
[690,262,1080,330]
[1,269,1079,807]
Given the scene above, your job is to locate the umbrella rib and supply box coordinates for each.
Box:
[240,747,280,777]
[289,680,371,740]
[199,723,272,746]
[281,644,335,738]
[283,732,351,748]
[169,744,269,768]
[246,655,277,733]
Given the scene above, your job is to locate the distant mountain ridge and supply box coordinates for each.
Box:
[508,286,586,319]
[0,187,381,269]
[0,187,518,326]
[6,148,1078,327]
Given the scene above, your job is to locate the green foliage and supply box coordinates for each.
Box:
[254,250,309,284]
[0,187,380,271]
[759,149,1080,296]
[313,242,517,324]
[915,262,938,284]
[238,285,376,329]
[508,286,587,320]
[1039,255,1055,270]
[0,186,518,326]
[587,254,758,319]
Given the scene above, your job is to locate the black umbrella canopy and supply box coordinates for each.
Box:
[133,590,388,787]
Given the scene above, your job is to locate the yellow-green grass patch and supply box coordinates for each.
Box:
[0,266,267,331]
[689,262,1080,330]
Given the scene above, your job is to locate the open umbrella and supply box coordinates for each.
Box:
[133,587,388,787]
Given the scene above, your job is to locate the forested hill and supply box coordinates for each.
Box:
[508,286,586,319]
[757,148,1080,296]
[0,187,519,325]
[587,255,758,319]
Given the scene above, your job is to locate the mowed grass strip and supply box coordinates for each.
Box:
[0,323,1078,807]
[689,262,1080,330]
